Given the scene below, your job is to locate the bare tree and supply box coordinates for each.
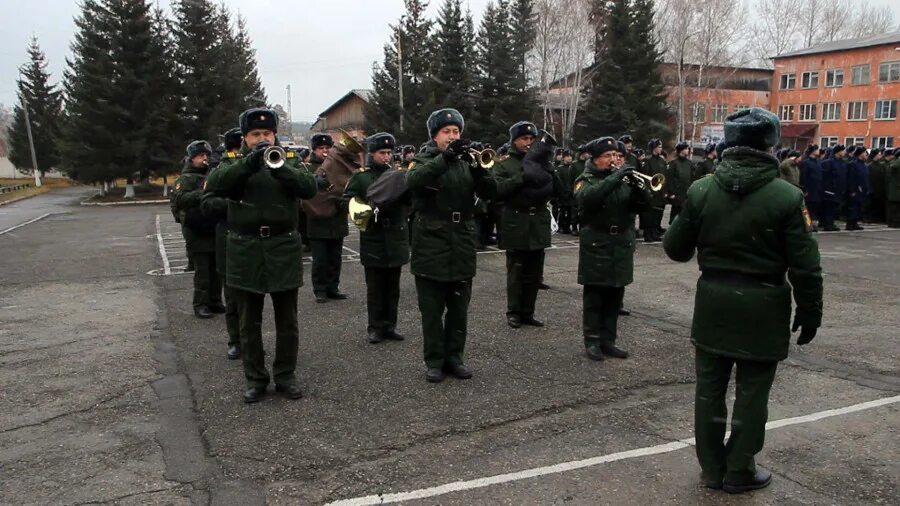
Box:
[750,0,805,66]
[0,104,11,158]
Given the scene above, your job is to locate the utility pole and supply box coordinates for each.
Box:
[18,66,41,187]
[286,84,293,137]
[396,23,405,134]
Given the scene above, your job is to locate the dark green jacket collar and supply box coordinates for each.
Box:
[714,147,779,195]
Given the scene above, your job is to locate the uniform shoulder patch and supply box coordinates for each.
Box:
[358,166,367,172]
[407,161,416,171]
[286,151,295,158]
[499,155,510,162]
[801,206,813,232]
[202,180,207,191]
[574,180,585,193]
[226,152,236,158]
[175,182,182,191]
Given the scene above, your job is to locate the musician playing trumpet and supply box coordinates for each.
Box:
[204,107,318,403]
[573,137,651,362]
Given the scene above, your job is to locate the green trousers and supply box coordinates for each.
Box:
[192,252,222,309]
[887,202,900,228]
[223,281,240,347]
[365,267,402,333]
[582,285,624,346]
[310,238,344,295]
[506,249,545,318]
[694,348,778,483]
[639,207,664,231]
[415,276,471,369]
[233,288,300,388]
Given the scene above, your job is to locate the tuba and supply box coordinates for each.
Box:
[301,129,364,218]
[348,196,375,231]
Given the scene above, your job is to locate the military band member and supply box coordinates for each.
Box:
[344,133,410,344]
[172,140,223,319]
[698,143,717,177]
[407,108,498,383]
[402,145,417,170]
[306,134,349,303]
[664,108,822,493]
[619,134,641,172]
[494,121,554,328]
[201,127,243,359]
[666,142,695,224]
[556,149,577,234]
[574,137,651,361]
[204,108,318,403]
[640,139,667,242]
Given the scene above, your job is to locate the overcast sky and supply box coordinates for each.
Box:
[2,0,899,122]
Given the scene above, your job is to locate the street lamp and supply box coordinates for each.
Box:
[17,65,41,188]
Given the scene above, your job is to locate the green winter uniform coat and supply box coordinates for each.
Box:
[305,158,350,240]
[887,158,900,202]
[625,153,641,171]
[343,162,410,268]
[204,146,318,294]
[666,156,695,202]
[697,157,716,178]
[172,163,215,253]
[407,144,498,281]
[201,151,242,274]
[574,161,652,287]
[663,147,823,362]
[642,155,668,209]
[556,162,577,206]
[493,148,557,251]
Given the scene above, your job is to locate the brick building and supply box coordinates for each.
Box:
[770,31,900,151]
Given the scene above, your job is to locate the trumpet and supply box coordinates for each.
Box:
[263,145,286,169]
[462,148,497,169]
[625,171,666,192]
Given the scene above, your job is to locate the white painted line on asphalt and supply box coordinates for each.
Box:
[342,245,360,256]
[325,394,900,506]
[0,212,64,236]
[155,214,171,276]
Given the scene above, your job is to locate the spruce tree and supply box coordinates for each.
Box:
[429,0,474,123]
[232,15,267,110]
[58,0,119,184]
[627,0,670,143]
[209,10,266,135]
[472,0,517,145]
[365,31,403,137]
[9,36,62,176]
[172,0,221,142]
[504,0,539,132]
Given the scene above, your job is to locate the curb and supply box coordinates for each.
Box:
[0,193,42,207]
[81,199,169,206]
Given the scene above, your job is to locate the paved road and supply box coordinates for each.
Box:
[1,193,897,505]
[0,186,97,234]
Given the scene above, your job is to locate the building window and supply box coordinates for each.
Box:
[820,137,839,148]
[822,102,841,121]
[780,73,796,90]
[779,104,794,121]
[851,64,870,85]
[845,137,865,147]
[848,101,868,120]
[874,100,897,120]
[878,61,900,83]
[691,103,707,123]
[711,104,728,123]
[825,69,844,87]
[801,71,819,89]
[799,104,817,121]
[734,104,749,111]
[872,137,894,148]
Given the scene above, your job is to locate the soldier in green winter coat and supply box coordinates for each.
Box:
[407,108,498,383]
[619,134,641,172]
[639,139,667,242]
[494,121,558,329]
[305,134,350,303]
[203,108,318,403]
[666,142,695,224]
[555,149,577,234]
[201,128,243,360]
[343,132,410,344]
[664,108,823,494]
[778,150,801,187]
[171,140,223,319]
[866,148,887,223]
[887,148,900,227]
[574,137,651,362]
[697,143,717,178]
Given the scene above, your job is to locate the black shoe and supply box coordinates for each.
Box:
[538,282,550,290]
[521,316,545,327]
[208,303,227,314]
[723,470,772,494]
[585,345,605,361]
[703,477,723,490]
[444,362,473,379]
[275,383,304,399]
[226,345,241,360]
[302,243,311,253]
[571,230,579,236]
[618,308,631,316]
[601,344,629,359]
[194,306,214,319]
[426,367,446,383]
[243,386,267,403]
[383,329,405,341]
[485,237,497,246]
[367,329,384,344]
[507,315,522,328]
[327,291,348,300]
[822,224,840,232]
[315,293,328,303]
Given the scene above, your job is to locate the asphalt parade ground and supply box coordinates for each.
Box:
[1,188,898,505]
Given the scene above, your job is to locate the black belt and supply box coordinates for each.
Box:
[232,224,294,238]
[510,206,543,216]
[418,210,474,223]
[585,224,629,235]
[701,269,785,287]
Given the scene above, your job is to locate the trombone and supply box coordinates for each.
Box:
[463,148,497,169]
[625,171,666,192]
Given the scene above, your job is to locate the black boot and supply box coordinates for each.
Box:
[723,469,772,494]
[367,329,384,344]
[243,386,267,403]
[194,306,214,319]
[600,344,629,359]
[275,383,304,400]
[226,346,241,360]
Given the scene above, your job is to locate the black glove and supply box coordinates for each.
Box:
[443,139,471,161]
[315,174,330,189]
[611,167,635,181]
[247,141,271,170]
[792,320,817,345]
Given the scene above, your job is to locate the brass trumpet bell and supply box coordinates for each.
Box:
[263,145,286,169]
[337,128,366,154]
[348,196,374,231]
[464,148,496,169]
[628,171,666,192]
